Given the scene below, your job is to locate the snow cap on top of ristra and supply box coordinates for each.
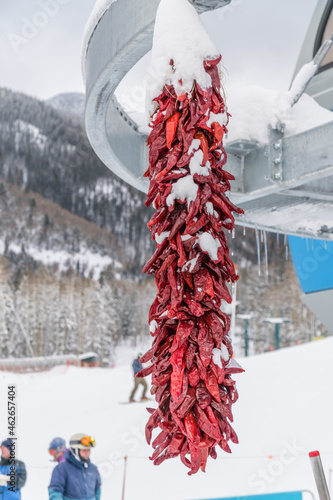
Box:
[146,0,221,116]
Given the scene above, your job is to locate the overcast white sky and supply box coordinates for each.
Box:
[0,0,95,100]
[0,0,318,102]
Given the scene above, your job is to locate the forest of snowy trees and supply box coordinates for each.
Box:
[0,257,155,362]
[0,253,326,364]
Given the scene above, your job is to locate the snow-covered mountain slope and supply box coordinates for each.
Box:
[0,87,154,275]
[1,338,332,500]
[46,92,85,121]
[0,178,122,280]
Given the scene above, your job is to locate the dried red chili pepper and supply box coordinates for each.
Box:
[184,412,197,441]
[166,112,181,149]
[142,48,244,473]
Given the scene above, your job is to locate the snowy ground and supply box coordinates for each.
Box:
[0,338,333,500]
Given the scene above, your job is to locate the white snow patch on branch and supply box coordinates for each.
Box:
[196,232,221,261]
[226,358,244,371]
[189,149,210,177]
[188,138,201,155]
[212,342,231,367]
[181,234,192,242]
[150,320,158,334]
[182,253,199,273]
[212,348,223,368]
[205,202,214,215]
[287,62,318,104]
[165,146,211,212]
[220,343,230,361]
[166,175,198,209]
[207,111,228,127]
[155,231,170,245]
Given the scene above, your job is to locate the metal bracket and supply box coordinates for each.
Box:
[268,128,284,182]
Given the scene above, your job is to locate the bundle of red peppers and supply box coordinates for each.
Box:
[139,54,244,474]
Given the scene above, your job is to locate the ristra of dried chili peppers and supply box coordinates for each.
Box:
[140,54,244,475]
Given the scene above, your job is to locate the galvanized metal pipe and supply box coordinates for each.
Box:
[291,32,333,105]
[309,451,331,500]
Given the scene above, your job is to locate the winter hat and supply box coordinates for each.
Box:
[1,439,14,449]
[49,437,66,452]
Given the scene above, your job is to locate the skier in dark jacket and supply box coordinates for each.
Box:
[129,353,148,402]
[0,439,27,500]
[48,433,101,500]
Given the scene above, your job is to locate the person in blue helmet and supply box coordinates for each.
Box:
[48,438,67,464]
[129,353,148,402]
[48,433,101,500]
[0,439,27,500]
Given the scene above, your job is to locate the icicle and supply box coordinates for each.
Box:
[231,283,235,295]
[232,228,236,239]
[243,226,246,236]
[263,230,269,277]
[285,243,289,260]
[255,227,261,276]
[306,238,309,251]
[311,238,314,251]
[276,233,280,248]
[260,230,264,243]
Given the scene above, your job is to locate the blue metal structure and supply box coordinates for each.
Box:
[190,491,306,500]
[288,237,333,334]
[288,237,333,294]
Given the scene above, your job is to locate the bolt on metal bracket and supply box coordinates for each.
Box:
[268,127,284,182]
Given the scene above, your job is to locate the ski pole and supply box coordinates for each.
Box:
[309,451,331,500]
[121,456,128,500]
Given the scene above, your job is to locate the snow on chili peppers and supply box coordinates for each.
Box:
[139,0,244,475]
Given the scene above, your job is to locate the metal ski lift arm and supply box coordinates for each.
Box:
[289,31,333,105]
[84,0,231,194]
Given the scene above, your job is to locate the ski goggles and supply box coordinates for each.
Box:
[70,436,95,448]
[49,446,65,455]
